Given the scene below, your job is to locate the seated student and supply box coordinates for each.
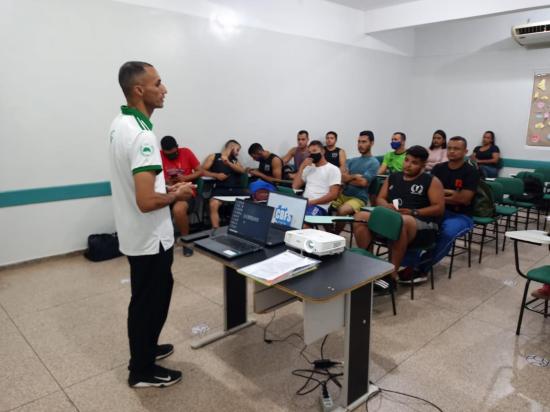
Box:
[292,140,341,216]
[426,129,448,172]
[247,143,283,183]
[354,146,445,283]
[324,131,347,172]
[378,132,407,175]
[282,130,310,179]
[203,139,247,228]
[419,136,479,274]
[160,135,202,257]
[332,130,380,233]
[470,130,500,178]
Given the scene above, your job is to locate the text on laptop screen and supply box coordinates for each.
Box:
[228,199,274,243]
[267,192,307,229]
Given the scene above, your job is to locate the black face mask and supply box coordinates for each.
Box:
[166,151,179,160]
[310,153,323,164]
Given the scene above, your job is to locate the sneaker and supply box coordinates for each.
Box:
[183,247,194,257]
[398,267,428,284]
[531,284,550,300]
[128,365,182,388]
[156,344,174,361]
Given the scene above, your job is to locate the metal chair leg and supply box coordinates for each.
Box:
[525,208,531,230]
[430,266,434,290]
[479,225,487,264]
[494,220,499,255]
[390,286,397,316]
[502,215,510,252]
[467,232,472,268]
[516,280,531,336]
[448,240,456,279]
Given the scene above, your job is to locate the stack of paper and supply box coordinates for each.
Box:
[238,250,320,286]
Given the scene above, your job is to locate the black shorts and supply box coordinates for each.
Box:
[409,219,438,249]
[211,187,249,197]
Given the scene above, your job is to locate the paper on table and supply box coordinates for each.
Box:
[238,250,320,285]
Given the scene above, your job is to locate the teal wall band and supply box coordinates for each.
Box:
[1,158,548,208]
[0,182,111,208]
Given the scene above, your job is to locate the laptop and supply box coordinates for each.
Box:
[265,192,308,246]
[194,199,274,259]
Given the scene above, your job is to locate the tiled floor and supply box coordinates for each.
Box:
[0,232,549,412]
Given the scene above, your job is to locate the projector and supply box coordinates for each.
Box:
[284,229,346,256]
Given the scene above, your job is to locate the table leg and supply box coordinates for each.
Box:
[335,282,378,410]
[191,266,255,349]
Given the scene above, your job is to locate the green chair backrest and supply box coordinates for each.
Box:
[485,181,504,202]
[516,171,544,183]
[495,177,524,196]
[195,177,204,195]
[240,173,249,189]
[368,206,402,241]
[276,185,295,196]
[534,168,550,182]
[368,177,382,196]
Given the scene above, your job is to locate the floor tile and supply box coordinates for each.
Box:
[375,317,550,412]
[0,318,59,411]
[10,391,77,412]
[0,255,128,318]
[13,283,222,388]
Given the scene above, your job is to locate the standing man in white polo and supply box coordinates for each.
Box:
[109,61,193,388]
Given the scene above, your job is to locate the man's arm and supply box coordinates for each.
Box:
[282,147,296,165]
[476,151,500,165]
[378,163,388,175]
[444,188,475,206]
[251,157,283,182]
[292,160,311,189]
[375,178,394,209]
[338,149,347,173]
[134,171,193,213]
[178,167,202,183]
[201,154,228,180]
[308,184,340,206]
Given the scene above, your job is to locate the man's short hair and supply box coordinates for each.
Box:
[160,135,178,151]
[359,130,374,142]
[248,143,264,156]
[326,131,338,140]
[118,61,153,98]
[308,140,324,150]
[406,145,429,162]
[393,132,406,141]
[224,139,240,148]
[449,136,468,148]
[298,130,309,137]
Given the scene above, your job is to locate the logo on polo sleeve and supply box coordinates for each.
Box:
[140,143,154,157]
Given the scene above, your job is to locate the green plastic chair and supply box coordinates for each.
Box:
[495,177,536,230]
[276,185,296,196]
[485,180,518,251]
[368,207,434,299]
[513,172,543,229]
[349,247,396,315]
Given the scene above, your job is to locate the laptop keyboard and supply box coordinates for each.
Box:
[214,235,259,251]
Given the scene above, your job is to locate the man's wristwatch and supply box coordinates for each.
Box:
[411,209,419,217]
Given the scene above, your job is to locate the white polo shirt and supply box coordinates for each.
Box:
[108,106,174,256]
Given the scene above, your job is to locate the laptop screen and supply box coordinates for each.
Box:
[228,199,274,243]
[267,192,307,230]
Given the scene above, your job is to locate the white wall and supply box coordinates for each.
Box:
[0,0,411,265]
[406,8,550,161]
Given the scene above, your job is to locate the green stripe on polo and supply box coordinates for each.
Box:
[132,165,162,175]
[121,106,153,130]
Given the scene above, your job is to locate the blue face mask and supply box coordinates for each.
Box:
[391,141,401,150]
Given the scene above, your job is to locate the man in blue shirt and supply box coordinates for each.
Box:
[332,130,379,234]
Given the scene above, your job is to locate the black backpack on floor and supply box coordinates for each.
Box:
[84,233,123,262]
[511,173,544,203]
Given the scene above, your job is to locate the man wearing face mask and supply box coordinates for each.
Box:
[292,140,341,216]
[160,136,202,256]
[378,132,407,175]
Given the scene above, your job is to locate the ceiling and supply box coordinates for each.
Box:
[326,0,420,11]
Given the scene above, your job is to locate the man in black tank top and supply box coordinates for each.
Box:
[203,139,247,228]
[247,143,283,183]
[353,146,445,283]
[324,131,347,172]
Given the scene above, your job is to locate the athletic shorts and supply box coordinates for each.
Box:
[409,219,438,249]
[331,194,366,212]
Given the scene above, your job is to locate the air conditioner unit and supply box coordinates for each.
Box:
[512,21,550,46]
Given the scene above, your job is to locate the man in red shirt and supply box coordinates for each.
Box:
[160,136,202,256]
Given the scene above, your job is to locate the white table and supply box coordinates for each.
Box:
[213,195,250,202]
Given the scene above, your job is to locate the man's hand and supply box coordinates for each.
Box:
[216,173,229,181]
[398,208,412,215]
[301,158,313,168]
[168,182,195,201]
[444,189,455,197]
[249,169,261,177]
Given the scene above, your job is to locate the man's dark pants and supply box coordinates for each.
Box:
[127,244,174,374]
